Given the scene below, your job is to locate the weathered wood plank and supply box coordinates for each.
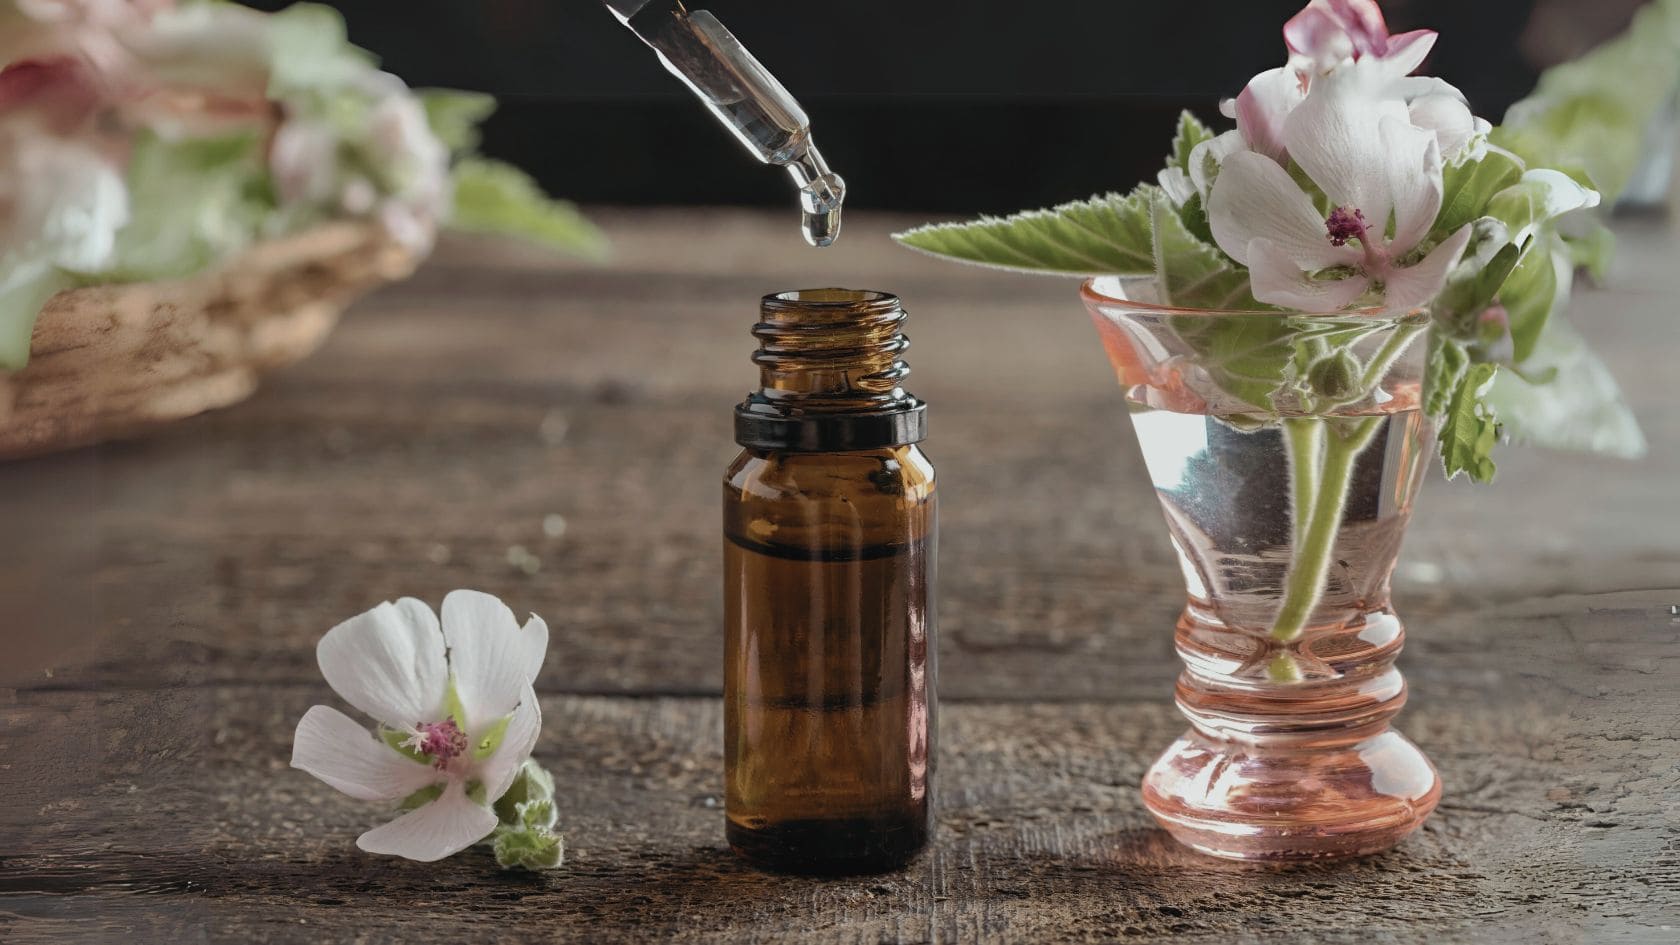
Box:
[2,587,1674,943]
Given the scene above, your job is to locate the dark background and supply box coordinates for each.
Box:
[247,0,1643,214]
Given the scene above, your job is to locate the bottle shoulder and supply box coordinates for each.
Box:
[725,446,935,505]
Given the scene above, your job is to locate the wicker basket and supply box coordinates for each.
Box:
[0,221,416,461]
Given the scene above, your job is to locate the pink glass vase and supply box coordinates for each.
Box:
[1082,277,1441,861]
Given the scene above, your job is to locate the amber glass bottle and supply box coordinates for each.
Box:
[723,288,936,874]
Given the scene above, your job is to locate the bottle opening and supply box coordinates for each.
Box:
[768,288,894,307]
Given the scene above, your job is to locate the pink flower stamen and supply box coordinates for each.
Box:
[407,718,469,770]
[1325,205,1367,246]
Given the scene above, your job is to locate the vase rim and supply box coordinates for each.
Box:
[1080,276,1425,321]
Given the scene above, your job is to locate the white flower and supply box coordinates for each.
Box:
[1220,2,1489,165]
[1207,61,1472,313]
[291,590,548,862]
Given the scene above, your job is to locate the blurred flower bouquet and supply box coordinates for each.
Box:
[0,0,602,374]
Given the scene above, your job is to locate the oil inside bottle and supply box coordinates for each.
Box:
[723,465,933,874]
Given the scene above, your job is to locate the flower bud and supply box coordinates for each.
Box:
[1307,350,1362,401]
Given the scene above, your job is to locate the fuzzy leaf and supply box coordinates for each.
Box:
[1423,332,1470,418]
[892,188,1156,276]
[1170,110,1216,174]
[418,88,497,156]
[1485,315,1646,459]
[449,158,608,258]
[1149,195,1265,310]
[1439,362,1501,482]
[492,822,564,871]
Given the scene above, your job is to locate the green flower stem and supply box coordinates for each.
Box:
[1355,321,1427,400]
[1271,416,1383,643]
[1282,418,1324,547]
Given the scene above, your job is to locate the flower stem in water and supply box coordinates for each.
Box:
[1271,416,1383,643]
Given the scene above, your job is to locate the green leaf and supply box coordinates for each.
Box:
[97,131,272,283]
[1169,110,1215,174]
[892,188,1156,276]
[1423,332,1470,418]
[1434,146,1524,237]
[448,158,608,258]
[487,760,564,871]
[1439,362,1501,482]
[1562,218,1616,282]
[1484,315,1646,459]
[1499,239,1565,364]
[1149,195,1265,310]
[1484,169,1601,244]
[267,2,379,98]
[492,759,556,823]
[492,822,564,870]
[418,88,497,156]
[1168,315,1299,412]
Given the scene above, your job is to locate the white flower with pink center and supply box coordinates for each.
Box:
[1207,59,1473,313]
[291,590,548,862]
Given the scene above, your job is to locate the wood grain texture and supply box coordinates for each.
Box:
[1,209,1676,943]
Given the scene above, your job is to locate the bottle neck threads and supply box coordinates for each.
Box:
[735,288,926,452]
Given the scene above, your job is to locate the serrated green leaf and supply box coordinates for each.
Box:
[492,823,564,870]
[1484,315,1646,459]
[449,158,608,258]
[418,88,497,156]
[1423,332,1470,418]
[1439,362,1500,482]
[1435,147,1524,237]
[1170,110,1216,174]
[892,188,1156,276]
[1149,195,1265,310]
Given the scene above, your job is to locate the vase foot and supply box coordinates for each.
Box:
[1142,728,1441,861]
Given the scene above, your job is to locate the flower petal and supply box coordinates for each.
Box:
[479,685,543,804]
[317,598,448,730]
[441,589,526,730]
[1381,225,1472,312]
[1188,129,1247,202]
[1208,152,1358,269]
[355,780,499,862]
[1379,29,1437,78]
[1234,67,1302,163]
[1284,60,1407,230]
[1381,116,1444,255]
[1248,238,1374,312]
[291,705,438,802]
[519,613,549,685]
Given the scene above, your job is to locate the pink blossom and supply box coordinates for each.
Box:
[1283,0,1435,76]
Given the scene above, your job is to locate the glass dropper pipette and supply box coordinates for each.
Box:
[601,0,845,247]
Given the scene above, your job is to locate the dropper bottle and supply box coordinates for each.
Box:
[601,0,846,246]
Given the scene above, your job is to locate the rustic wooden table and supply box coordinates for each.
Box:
[2,209,1676,943]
